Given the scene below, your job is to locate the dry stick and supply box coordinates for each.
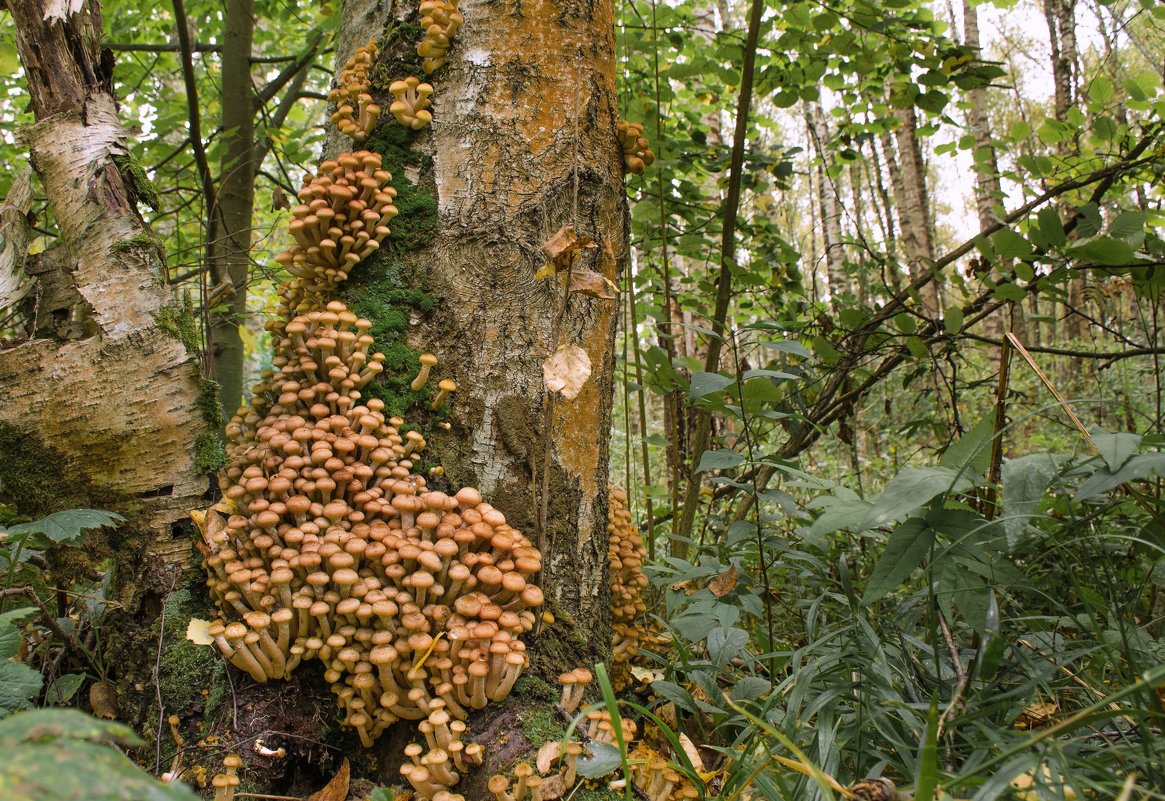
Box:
[672,0,766,554]
[153,570,179,774]
[1006,333,1098,451]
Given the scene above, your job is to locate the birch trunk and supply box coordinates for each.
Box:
[888,105,940,315]
[1,1,212,557]
[809,102,847,305]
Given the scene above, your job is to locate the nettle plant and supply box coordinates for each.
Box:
[0,509,123,715]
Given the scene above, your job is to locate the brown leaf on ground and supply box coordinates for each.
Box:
[536,741,562,775]
[307,758,350,801]
[540,771,566,800]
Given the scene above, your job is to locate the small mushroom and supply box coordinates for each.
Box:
[431,378,457,410]
[411,352,439,391]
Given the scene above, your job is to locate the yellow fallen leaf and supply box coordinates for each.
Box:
[185,618,214,646]
[308,758,350,801]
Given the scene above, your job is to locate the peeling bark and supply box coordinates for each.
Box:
[1,0,211,544]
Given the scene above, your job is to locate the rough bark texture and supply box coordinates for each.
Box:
[810,102,847,305]
[889,105,940,315]
[1,0,213,554]
[333,0,622,627]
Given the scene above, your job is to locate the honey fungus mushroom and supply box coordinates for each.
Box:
[330,41,381,142]
[390,76,435,130]
[608,486,666,689]
[203,151,545,779]
[417,0,464,73]
[616,120,656,176]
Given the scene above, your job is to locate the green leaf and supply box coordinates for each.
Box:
[759,339,811,358]
[575,740,623,779]
[1075,453,1165,501]
[0,710,197,801]
[651,681,698,714]
[861,517,934,603]
[1000,454,1062,547]
[696,449,744,472]
[991,229,1033,260]
[0,42,19,74]
[859,466,972,531]
[0,661,43,715]
[689,371,734,399]
[5,510,123,547]
[732,676,771,701]
[1067,236,1136,266]
[1087,75,1114,104]
[1091,427,1141,470]
[993,283,1027,302]
[914,698,940,801]
[1107,210,1146,240]
[939,415,995,474]
[1037,207,1066,248]
[942,305,964,335]
[47,673,86,705]
[1075,203,1103,237]
[905,336,929,359]
[0,608,38,660]
[740,369,797,382]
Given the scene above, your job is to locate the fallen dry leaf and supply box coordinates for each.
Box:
[543,344,591,400]
[89,681,118,720]
[536,741,562,775]
[629,665,658,684]
[540,771,567,800]
[679,733,706,775]
[185,618,214,646]
[708,566,738,598]
[307,758,350,801]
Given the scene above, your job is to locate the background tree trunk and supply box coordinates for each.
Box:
[888,105,940,315]
[207,0,258,419]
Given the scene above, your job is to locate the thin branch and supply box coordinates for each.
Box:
[672,0,766,551]
[252,30,323,111]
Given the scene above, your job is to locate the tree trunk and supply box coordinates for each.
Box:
[207,0,257,419]
[1,0,213,540]
[335,0,623,640]
[809,102,847,306]
[1043,0,1086,340]
[887,104,940,315]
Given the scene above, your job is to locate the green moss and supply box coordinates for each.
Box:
[512,675,557,704]
[370,21,426,89]
[154,298,201,355]
[112,153,162,211]
[110,231,162,255]
[155,588,225,716]
[517,708,566,749]
[196,379,224,431]
[0,423,99,517]
[194,432,228,473]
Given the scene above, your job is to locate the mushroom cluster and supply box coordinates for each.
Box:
[628,744,699,801]
[330,40,381,143]
[273,151,398,316]
[390,76,435,130]
[608,487,665,689]
[615,120,656,176]
[204,151,544,770]
[418,0,464,73]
